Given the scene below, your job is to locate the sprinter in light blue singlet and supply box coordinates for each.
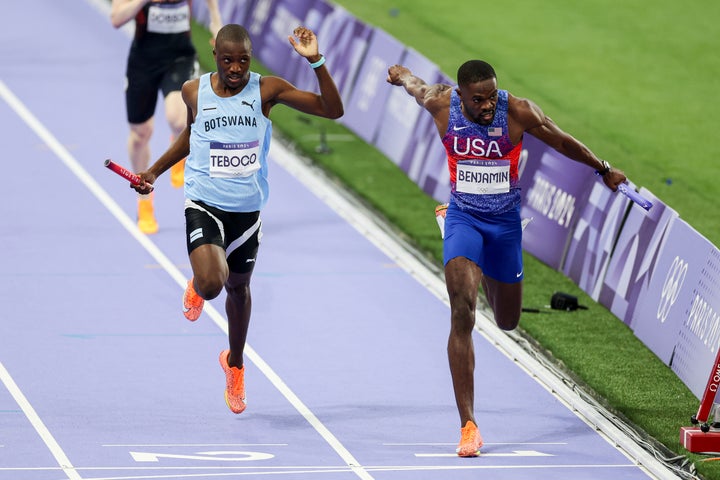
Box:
[131,24,343,416]
[185,71,272,212]
[387,59,627,457]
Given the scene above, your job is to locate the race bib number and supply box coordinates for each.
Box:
[209,141,261,178]
[147,2,190,34]
[456,160,510,194]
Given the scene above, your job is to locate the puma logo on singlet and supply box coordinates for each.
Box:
[242,100,256,111]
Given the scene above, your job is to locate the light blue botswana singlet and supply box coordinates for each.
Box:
[185,72,273,212]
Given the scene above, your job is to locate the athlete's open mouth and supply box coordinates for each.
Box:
[477,110,494,124]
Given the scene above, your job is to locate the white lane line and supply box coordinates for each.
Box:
[102,444,288,447]
[0,360,82,480]
[0,463,643,477]
[367,464,641,472]
[416,450,553,458]
[0,76,373,480]
[383,442,568,446]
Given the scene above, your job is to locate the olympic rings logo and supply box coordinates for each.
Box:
[656,255,687,323]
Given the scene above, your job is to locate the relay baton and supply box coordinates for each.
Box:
[104,159,153,191]
[596,170,653,211]
[617,183,653,211]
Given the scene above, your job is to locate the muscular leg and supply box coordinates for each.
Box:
[164,91,186,138]
[164,91,186,187]
[445,256,524,427]
[129,118,158,233]
[482,276,522,331]
[128,118,154,174]
[445,256,483,427]
[188,242,228,304]
[225,271,253,369]
[187,241,253,371]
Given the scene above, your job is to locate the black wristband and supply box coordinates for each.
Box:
[595,160,611,176]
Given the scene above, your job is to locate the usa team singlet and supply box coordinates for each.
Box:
[441,89,524,283]
[442,89,523,215]
[185,72,273,212]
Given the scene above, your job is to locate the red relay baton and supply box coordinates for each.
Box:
[104,159,153,191]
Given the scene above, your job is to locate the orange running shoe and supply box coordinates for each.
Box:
[137,195,158,234]
[170,158,185,189]
[182,278,204,321]
[456,420,483,457]
[219,350,246,414]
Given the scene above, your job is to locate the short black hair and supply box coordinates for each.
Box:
[457,60,496,86]
[216,24,251,46]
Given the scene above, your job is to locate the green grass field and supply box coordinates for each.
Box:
[192,2,720,477]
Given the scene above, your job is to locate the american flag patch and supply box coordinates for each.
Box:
[488,127,502,137]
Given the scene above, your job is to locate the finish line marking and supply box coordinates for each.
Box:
[416,450,553,458]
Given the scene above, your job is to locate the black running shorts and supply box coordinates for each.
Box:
[184,199,261,274]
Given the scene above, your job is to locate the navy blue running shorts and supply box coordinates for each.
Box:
[443,201,523,283]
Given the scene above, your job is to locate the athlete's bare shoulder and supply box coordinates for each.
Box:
[259,75,294,101]
[181,78,200,103]
[507,92,544,131]
[182,77,200,92]
[179,78,200,121]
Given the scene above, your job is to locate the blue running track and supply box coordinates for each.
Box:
[0,1,679,479]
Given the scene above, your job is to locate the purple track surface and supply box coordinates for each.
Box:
[0,1,663,479]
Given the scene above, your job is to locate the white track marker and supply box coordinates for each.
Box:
[0,361,81,480]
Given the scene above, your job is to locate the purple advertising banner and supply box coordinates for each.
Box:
[192,0,250,36]
[518,134,595,270]
[220,0,251,28]
[213,0,252,29]
[631,218,712,371]
[398,71,453,204]
[192,0,255,28]
[339,28,405,143]
[194,1,368,101]
[596,188,678,326]
[288,5,374,100]
[250,0,318,80]
[243,0,278,55]
[412,115,451,203]
[671,242,720,399]
[562,180,631,298]
[192,0,274,74]
[630,216,720,400]
[396,72,453,203]
[373,49,440,163]
[280,0,337,86]
[190,0,209,26]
